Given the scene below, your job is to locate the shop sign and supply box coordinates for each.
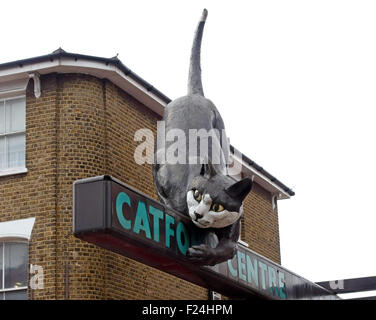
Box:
[73,176,338,300]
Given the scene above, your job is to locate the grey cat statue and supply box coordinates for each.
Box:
[153,9,252,266]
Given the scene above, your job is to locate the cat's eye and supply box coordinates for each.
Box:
[211,203,224,212]
[193,189,202,202]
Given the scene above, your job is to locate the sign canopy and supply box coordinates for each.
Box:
[73,176,338,300]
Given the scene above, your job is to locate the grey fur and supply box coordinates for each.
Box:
[152,9,252,265]
[188,8,207,95]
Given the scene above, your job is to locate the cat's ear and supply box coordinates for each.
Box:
[225,178,253,202]
[200,161,217,178]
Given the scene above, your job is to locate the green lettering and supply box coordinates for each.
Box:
[279,272,287,299]
[259,261,268,290]
[116,192,131,230]
[268,266,278,296]
[238,251,246,281]
[165,214,175,248]
[246,255,259,287]
[133,201,151,239]
[149,205,164,242]
[176,222,190,255]
[228,255,238,277]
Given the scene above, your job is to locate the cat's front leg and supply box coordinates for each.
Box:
[187,221,240,266]
[187,243,217,266]
[187,237,237,266]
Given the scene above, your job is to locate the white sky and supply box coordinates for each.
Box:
[1,0,375,290]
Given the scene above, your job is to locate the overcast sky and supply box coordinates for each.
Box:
[1,0,375,296]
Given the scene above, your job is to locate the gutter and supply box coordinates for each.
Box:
[231,146,295,197]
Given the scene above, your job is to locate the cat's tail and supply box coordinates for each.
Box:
[188,9,208,96]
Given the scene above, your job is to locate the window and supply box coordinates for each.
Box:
[237,220,249,248]
[0,241,28,300]
[0,96,26,174]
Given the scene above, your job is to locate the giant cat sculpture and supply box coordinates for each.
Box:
[153,9,252,266]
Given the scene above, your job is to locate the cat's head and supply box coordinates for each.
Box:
[187,162,253,228]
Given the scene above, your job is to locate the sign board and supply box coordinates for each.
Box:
[73,176,338,300]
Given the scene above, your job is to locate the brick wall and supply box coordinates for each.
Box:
[0,73,281,299]
[242,184,281,264]
[0,75,58,299]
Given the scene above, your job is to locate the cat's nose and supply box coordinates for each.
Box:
[194,212,202,221]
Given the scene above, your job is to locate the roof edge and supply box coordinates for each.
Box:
[0,49,171,104]
[230,145,295,197]
[0,49,294,197]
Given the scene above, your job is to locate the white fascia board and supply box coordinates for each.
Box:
[0,60,61,81]
[231,155,290,200]
[0,217,35,241]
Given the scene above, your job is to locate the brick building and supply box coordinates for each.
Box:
[0,49,294,300]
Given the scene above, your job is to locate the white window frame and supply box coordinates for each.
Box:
[0,240,29,300]
[0,95,28,177]
[237,220,249,248]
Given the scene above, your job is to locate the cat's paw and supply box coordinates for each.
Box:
[187,244,217,266]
